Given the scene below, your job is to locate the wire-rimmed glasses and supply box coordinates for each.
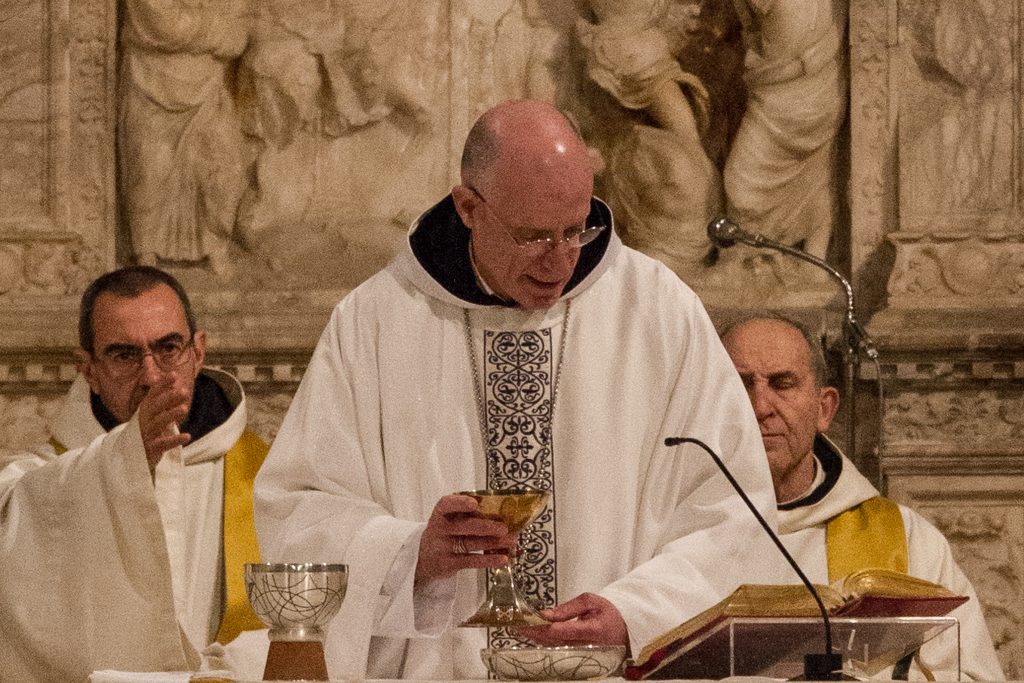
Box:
[467,186,606,254]
[97,337,195,377]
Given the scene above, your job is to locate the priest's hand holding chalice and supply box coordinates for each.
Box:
[458,488,551,627]
[417,488,628,679]
[416,488,548,626]
[417,487,627,680]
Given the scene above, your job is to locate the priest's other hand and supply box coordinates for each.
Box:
[138,375,192,473]
[517,593,630,650]
[415,494,517,582]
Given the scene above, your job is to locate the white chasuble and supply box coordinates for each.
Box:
[255,195,792,680]
[0,369,268,683]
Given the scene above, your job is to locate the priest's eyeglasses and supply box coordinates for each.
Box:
[468,187,606,253]
[98,337,195,376]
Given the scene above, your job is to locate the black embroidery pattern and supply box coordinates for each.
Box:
[483,329,557,649]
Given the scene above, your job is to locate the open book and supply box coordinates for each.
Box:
[624,568,968,680]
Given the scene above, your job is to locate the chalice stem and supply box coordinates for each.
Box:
[460,563,549,627]
[457,488,551,628]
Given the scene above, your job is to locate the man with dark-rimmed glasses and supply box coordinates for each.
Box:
[256,99,784,679]
[0,266,269,682]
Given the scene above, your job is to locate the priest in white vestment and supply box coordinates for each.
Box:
[0,267,269,683]
[255,99,791,679]
[722,315,1004,681]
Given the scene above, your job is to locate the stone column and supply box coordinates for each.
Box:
[850,1,1024,676]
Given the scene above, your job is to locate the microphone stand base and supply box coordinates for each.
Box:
[800,653,844,680]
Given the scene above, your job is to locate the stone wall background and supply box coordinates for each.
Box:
[1,0,1023,675]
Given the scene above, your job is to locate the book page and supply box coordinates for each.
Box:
[835,568,961,599]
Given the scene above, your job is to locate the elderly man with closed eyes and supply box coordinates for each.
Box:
[722,315,1004,681]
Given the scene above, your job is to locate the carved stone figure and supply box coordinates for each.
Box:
[722,0,846,259]
[898,0,1010,220]
[463,0,562,111]
[235,0,390,251]
[577,0,721,276]
[118,0,252,274]
[233,0,445,281]
[577,0,846,282]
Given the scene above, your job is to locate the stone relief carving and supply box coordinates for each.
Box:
[897,0,1012,222]
[460,0,562,120]
[0,0,49,227]
[847,0,890,264]
[0,240,104,296]
[885,389,1024,445]
[235,0,444,283]
[7,0,857,304]
[114,1,564,293]
[575,0,847,291]
[887,236,1024,304]
[0,0,115,303]
[720,0,846,258]
[926,507,1023,678]
[118,0,252,273]
[0,394,62,464]
[575,0,726,278]
[73,0,117,247]
[877,0,1024,313]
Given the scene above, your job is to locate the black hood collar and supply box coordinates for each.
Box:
[777,434,844,511]
[407,194,614,307]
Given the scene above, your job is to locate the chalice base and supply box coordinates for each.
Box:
[263,641,329,681]
[460,581,550,628]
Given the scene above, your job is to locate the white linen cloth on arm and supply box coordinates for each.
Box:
[255,201,791,679]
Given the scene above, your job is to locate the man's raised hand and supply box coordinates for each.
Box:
[137,375,192,472]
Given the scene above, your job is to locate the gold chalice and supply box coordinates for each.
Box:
[459,487,552,628]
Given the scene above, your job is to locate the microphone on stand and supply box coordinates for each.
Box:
[664,436,843,680]
[707,217,772,249]
[706,216,877,360]
[707,216,884,488]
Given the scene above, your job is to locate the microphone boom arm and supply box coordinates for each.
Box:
[761,241,876,361]
[664,436,842,679]
[708,217,877,360]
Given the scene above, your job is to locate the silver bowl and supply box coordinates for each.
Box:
[481,645,627,681]
[244,562,347,641]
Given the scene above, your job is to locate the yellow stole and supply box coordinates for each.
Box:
[215,428,269,643]
[826,497,931,680]
[51,429,268,644]
[825,496,908,583]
